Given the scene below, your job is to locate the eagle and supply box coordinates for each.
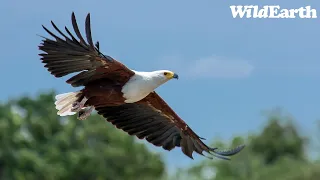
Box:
[38,12,244,160]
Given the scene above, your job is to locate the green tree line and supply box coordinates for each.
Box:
[0,92,319,180]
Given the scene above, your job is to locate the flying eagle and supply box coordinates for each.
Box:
[38,12,244,160]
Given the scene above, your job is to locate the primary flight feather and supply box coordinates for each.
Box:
[38,12,245,160]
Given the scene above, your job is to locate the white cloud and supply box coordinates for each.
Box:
[156,55,254,79]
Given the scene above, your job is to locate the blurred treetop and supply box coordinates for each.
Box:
[1,91,320,180]
[173,111,320,180]
[0,91,165,180]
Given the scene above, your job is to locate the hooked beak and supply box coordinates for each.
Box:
[173,73,179,79]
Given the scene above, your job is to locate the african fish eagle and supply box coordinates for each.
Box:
[38,12,245,160]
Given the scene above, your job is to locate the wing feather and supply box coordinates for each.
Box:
[71,12,88,46]
[84,13,95,50]
[39,12,135,87]
[135,124,170,139]
[94,92,245,160]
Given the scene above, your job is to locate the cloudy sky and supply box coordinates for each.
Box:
[1,0,320,172]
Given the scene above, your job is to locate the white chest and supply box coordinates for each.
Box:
[121,74,160,103]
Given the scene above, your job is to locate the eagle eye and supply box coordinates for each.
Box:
[164,72,168,76]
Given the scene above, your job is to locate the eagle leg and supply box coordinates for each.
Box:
[77,106,94,120]
[71,96,88,112]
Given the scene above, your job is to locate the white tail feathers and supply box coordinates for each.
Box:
[54,91,81,116]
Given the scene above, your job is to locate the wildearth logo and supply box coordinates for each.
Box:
[230,5,317,18]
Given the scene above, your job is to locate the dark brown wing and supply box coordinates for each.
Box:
[38,12,135,87]
[95,92,245,160]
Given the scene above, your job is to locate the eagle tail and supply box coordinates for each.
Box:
[54,91,82,116]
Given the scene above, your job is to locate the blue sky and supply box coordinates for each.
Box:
[1,0,320,172]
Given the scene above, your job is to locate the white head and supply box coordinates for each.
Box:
[146,70,179,87]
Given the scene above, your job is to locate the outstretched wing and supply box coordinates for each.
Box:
[38,12,135,87]
[95,92,245,160]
